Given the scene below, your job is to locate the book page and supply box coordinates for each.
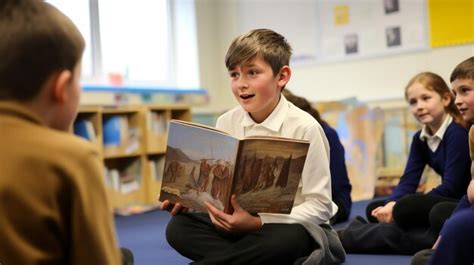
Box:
[233,139,309,214]
[171,119,230,136]
[159,120,240,212]
[244,135,309,144]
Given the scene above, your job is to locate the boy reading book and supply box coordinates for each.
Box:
[160,28,345,264]
[0,1,121,264]
[159,119,310,214]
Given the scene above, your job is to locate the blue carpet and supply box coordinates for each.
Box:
[115,200,411,265]
[115,210,191,264]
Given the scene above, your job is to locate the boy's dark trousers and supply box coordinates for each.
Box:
[341,194,458,255]
[340,216,437,255]
[365,194,458,230]
[166,212,314,265]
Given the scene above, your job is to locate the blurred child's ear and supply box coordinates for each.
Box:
[277,66,291,88]
[442,91,453,107]
[51,69,72,104]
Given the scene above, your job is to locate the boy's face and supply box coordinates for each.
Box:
[228,55,289,123]
[452,78,474,123]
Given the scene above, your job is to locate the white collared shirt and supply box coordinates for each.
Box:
[419,115,453,152]
[216,95,337,225]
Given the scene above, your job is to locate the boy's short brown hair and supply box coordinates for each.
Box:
[0,0,85,101]
[450,57,474,82]
[225,29,292,76]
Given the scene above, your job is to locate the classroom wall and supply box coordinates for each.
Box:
[194,1,474,112]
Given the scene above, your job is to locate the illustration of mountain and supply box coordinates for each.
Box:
[166,146,194,162]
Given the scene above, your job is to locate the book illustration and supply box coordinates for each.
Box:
[233,140,307,213]
[159,120,309,214]
[160,143,236,212]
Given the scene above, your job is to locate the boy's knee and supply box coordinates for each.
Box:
[411,249,434,265]
[392,194,421,225]
[260,224,312,255]
[165,215,188,248]
[392,200,407,224]
[429,202,456,232]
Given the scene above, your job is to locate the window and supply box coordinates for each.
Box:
[98,0,170,84]
[46,0,93,77]
[47,0,201,91]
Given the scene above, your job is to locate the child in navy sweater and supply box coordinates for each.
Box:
[366,72,469,228]
[411,57,474,265]
[340,72,471,255]
[283,89,352,224]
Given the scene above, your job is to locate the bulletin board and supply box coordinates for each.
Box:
[316,0,428,62]
[237,0,429,65]
[428,0,474,47]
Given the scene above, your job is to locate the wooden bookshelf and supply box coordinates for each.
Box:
[75,104,191,210]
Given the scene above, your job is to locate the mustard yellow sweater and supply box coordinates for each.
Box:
[0,102,121,265]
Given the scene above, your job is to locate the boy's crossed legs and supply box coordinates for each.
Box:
[166,213,314,265]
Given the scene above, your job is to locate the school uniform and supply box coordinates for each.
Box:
[321,123,352,224]
[166,95,345,264]
[0,102,121,264]
[427,126,474,265]
[366,116,470,228]
[341,116,470,255]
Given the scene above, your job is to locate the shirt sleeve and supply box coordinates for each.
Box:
[69,148,121,265]
[258,124,335,225]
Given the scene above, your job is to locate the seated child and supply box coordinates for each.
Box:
[339,72,471,255]
[160,28,345,264]
[0,1,121,264]
[283,89,352,224]
[411,57,474,265]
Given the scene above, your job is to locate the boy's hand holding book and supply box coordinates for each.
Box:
[159,199,188,216]
[205,195,262,233]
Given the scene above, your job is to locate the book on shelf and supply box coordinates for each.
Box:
[159,120,309,214]
[102,115,140,153]
[73,119,96,141]
[147,111,168,135]
[105,159,141,194]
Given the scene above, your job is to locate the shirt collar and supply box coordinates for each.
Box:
[0,101,43,125]
[419,115,453,141]
[241,95,289,132]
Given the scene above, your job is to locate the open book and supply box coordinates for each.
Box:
[159,120,310,214]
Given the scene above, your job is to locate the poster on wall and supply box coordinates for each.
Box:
[317,0,428,62]
[236,0,428,65]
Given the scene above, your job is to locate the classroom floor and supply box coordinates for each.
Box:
[115,200,412,265]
